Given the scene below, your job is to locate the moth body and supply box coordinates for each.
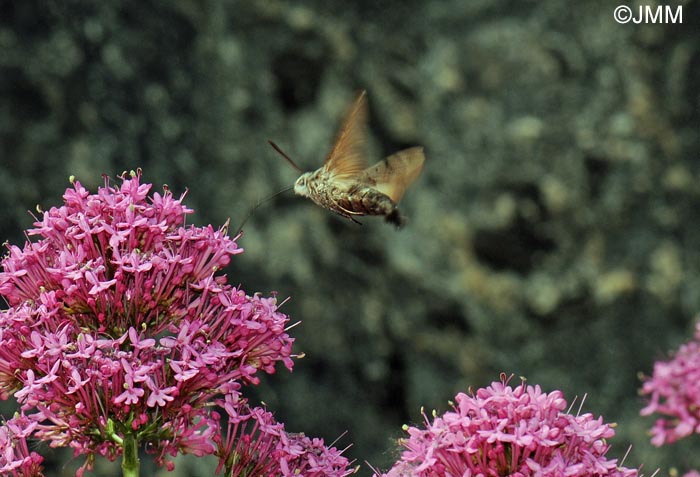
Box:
[272,90,424,228]
[297,169,403,225]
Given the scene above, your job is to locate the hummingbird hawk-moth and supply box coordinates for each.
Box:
[269,90,425,227]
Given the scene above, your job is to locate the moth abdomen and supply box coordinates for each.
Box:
[384,208,405,227]
[346,187,405,226]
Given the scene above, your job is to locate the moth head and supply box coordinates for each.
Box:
[294,173,312,197]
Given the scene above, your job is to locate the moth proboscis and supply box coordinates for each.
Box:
[269,90,425,227]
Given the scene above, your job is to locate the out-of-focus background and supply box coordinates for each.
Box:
[1,0,699,475]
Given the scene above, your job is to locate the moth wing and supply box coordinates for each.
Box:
[362,147,425,203]
[322,90,369,180]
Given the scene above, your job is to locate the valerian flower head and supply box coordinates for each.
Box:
[374,373,638,477]
[214,396,355,477]
[0,171,306,474]
[0,414,45,477]
[640,323,700,446]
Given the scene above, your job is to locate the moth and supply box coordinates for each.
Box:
[269,90,425,227]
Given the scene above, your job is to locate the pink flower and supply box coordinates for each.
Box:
[215,396,355,477]
[276,432,354,477]
[0,171,304,473]
[640,323,700,446]
[375,373,638,477]
[0,415,45,477]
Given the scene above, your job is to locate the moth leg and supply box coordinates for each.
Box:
[332,202,363,225]
[330,208,363,225]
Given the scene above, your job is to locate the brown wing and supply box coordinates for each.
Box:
[361,147,425,203]
[322,90,369,180]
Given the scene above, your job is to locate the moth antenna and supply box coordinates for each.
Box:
[234,185,294,235]
[268,140,303,172]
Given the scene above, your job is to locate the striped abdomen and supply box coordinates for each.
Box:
[311,183,404,226]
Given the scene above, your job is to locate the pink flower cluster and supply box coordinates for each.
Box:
[216,394,354,477]
[640,323,700,446]
[0,414,44,476]
[375,374,637,477]
[0,172,352,476]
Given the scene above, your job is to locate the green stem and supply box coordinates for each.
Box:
[121,432,140,477]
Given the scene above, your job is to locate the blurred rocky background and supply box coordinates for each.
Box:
[1,0,698,475]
